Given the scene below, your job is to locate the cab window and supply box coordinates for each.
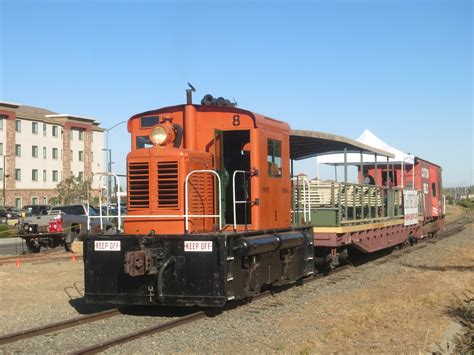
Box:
[136,136,153,149]
[140,116,159,128]
[267,139,282,177]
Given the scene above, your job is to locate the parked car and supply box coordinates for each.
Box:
[22,205,51,217]
[19,204,114,253]
[0,206,21,225]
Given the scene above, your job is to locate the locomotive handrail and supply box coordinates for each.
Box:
[232,170,253,231]
[184,170,222,233]
[291,176,311,223]
[87,172,123,233]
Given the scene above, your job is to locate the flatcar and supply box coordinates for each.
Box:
[83,89,445,307]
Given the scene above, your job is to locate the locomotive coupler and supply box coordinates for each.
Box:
[124,238,169,277]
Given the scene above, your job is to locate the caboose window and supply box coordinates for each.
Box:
[136,136,153,149]
[431,183,437,197]
[267,139,282,177]
[141,116,160,128]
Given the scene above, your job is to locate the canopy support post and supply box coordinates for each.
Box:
[344,148,348,221]
[374,153,378,185]
[344,148,348,183]
[401,157,404,188]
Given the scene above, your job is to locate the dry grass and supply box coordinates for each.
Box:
[279,235,474,353]
[445,204,467,223]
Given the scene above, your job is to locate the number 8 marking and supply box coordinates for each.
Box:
[232,115,240,126]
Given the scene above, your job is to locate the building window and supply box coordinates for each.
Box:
[15,169,21,181]
[79,130,84,141]
[15,198,22,209]
[15,144,21,157]
[32,169,38,181]
[0,142,3,156]
[32,197,38,205]
[0,168,3,181]
[32,122,38,134]
[52,170,58,182]
[79,151,84,161]
[78,171,84,181]
[43,147,47,159]
[0,116,3,130]
[52,148,58,159]
[43,170,47,182]
[43,123,47,136]
[32,145,38,158]
[15,120,21,132]
[267,139,282,177]
[52,125,58,137]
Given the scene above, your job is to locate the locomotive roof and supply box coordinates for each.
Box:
[128,104,290,132]
[290,130,395,161]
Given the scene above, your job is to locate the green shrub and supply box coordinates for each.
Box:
[0,224,14,238]
[458,199,474,210]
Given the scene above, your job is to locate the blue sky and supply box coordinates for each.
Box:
[0,0,472,187]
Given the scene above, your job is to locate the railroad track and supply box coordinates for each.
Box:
[0,215,470,354]
[0,309,121,347]
[0,250,80,267]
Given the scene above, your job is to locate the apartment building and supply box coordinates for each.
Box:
[0,101,105,208]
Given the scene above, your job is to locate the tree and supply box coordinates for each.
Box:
[50,176,94,205]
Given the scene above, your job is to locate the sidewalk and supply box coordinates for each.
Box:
[0,237,23,245]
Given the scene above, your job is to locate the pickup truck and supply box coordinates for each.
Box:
[19,204,114,253]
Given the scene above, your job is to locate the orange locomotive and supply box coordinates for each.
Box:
[84,89,445,307]
[85,90,314,307]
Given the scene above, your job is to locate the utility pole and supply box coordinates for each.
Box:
[104,120,127,209]
[2,155,10,207]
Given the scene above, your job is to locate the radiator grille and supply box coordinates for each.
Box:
[157,161,179,209]
[128,162,150,208]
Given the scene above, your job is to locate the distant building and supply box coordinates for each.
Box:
[0,101,104,208]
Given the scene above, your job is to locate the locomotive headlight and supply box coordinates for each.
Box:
[150,125,168,145]
[149,124,176,146]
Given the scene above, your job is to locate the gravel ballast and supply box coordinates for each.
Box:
[0,216,472,353]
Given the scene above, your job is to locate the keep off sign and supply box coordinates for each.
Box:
[94,240,121,251]
[184,241,213,252]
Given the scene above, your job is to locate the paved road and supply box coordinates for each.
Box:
[0,237,28,255]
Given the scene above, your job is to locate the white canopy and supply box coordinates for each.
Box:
[317,129,415,166]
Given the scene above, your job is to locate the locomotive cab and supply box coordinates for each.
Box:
[124,97,292,235]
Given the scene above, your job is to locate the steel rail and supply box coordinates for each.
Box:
[0,250,62,262]
[0,308,121,346]
[72,311,207,355]
[0,253,82,267]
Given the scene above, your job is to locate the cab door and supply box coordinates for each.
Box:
[214,129,228,225]
[429,165,439,217]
